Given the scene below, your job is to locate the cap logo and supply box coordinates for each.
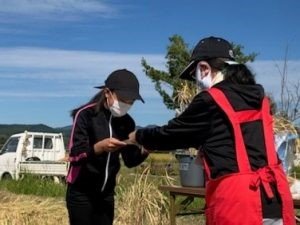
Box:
[229,49,234,58]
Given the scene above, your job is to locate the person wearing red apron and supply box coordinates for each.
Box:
[128,36,296,225]
[202,88,295,225]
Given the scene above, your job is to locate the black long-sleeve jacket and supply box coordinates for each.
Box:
[136,80,282,218]
[136,80,268,177]
[67,104,147,194]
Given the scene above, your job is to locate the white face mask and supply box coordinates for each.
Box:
[109,99,132,117]
[195,64,212,90]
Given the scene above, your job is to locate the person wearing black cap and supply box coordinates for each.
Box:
[66,69,148,225]
[128,37,295,225]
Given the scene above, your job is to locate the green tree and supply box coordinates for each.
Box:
[232,43,258,64]
[142,34,258,112]
[141,35,193,111]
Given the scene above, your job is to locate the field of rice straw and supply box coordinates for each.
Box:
[0,164,204,225]
[0,190,68,225]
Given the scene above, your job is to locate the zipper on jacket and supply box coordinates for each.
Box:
[101,115,112,192]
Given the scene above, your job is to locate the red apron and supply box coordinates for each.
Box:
[202,88,295,225]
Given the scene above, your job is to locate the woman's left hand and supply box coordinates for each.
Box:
[94,137,127,154]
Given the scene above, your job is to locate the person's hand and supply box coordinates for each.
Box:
[141,147,150,155]
[126,131,150,155]
[127,130,137,145]
[94,137,127,155]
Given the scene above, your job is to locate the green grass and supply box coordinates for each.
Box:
[292,167,300,179]
[148,152,177,161]
[0,152,179,198]
[0,175,66,197]
[134,152,180,176]
[0,152,180,199]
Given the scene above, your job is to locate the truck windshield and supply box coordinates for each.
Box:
[0,137,20,154]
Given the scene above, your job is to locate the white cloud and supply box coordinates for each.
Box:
[1,46,299,102]
[0,47,166,98]
[0,0,116,19]
[0,47,164,72]
[0,47,299,127]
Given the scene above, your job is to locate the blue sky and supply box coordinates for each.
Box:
[0,0,299,128]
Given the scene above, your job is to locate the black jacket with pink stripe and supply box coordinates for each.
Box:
[67,104,147,194]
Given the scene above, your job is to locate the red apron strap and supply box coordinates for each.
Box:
[236,109,261,122]
[261,97,278,165]
[207,88,251,172]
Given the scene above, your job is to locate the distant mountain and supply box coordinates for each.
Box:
[0,124,55,135]
[0,124,72,147]
[54,125,72,136]
[55,125,72,132]
[136,124,158,129]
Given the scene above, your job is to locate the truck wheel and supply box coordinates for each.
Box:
[60,176,67,185]
[2,173,12,180]
[41,176,64,184]
[41,175,52,181]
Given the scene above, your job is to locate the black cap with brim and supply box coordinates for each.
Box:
[179,58,238,81]
[179,60,198,81]
[115,89,145,103]
[94,86,145,103]
[179,36,237,81]
[94,69,145,103]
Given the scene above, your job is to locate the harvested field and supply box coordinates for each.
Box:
[0,190,202,225]
[0,168,204,225]
[0,190,68,225]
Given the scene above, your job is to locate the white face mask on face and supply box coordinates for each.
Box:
[109,99,132,117]
[195,64,212,90]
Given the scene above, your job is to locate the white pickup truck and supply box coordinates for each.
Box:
[0,131,69,181]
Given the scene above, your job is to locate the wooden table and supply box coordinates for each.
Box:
[159,185,205,225]
[159,185,300,225]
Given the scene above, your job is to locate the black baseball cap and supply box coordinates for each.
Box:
[95,69,145,103]
[180,36,237,81]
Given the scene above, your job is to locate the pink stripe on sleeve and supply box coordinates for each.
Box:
[67,103,96,183]
[68,152,88,163]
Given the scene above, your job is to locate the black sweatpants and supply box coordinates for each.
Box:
[66,185,114,225]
